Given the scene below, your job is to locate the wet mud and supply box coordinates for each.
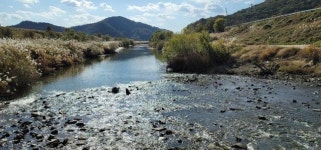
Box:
[0,74,320,149]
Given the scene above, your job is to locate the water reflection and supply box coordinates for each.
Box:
[33,44,165,94]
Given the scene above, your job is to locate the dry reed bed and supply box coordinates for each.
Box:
[0,38,119,96]
[232,45,321,76]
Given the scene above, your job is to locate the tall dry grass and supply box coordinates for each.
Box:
[0,38,119,96]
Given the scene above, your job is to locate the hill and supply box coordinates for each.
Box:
[71,16,160,40]
[184,0,321,33]
[10,16,161,40]
[216,8,321,45]
[11,21,65,32]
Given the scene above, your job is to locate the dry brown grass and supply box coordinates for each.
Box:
[299,46,321,64]
[258,47,280,61]
[0,38,119,96]
[278,60,312,74]
[276,47,300,58]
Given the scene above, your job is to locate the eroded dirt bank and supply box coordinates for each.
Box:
[0,74,320,149]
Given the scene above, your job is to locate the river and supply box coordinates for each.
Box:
[31,44,165,95]
[0,45,320,149]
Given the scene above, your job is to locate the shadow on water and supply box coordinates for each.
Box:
[3,44,165,100]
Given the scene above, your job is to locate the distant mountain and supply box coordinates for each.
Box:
[184,0,321,33]
[71,16,160,40]
[11,21,65,32]
[11,16,161,40]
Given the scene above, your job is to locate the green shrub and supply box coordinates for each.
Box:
[213,18,226,33]
[120,38,134,48]
[149,30,173,50]
[163,32,231,73]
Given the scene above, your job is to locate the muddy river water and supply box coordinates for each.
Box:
[0,45,320,149]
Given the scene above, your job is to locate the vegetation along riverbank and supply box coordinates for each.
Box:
[0,27,134,98]
[149,7,321,84]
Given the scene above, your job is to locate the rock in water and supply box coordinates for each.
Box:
[111,87,120,94]
[126,88,131,95]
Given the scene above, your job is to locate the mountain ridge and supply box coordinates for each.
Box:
[10,16,161,40]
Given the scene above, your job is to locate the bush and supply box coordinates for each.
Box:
[149,30,173,50]
[0,44,40,95]
[120,38,134,48]
[213,18,226,33]
[163,32,231,73]
[83,43,104,58]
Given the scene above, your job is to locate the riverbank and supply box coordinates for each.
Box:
[0,74,320,149]
[0,38,122,98]
[224,44,321,86]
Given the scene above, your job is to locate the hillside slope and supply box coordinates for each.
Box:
[184,0,321,33]
[218,8,321,45]
[71,16,160,40]
[11,21,65,32]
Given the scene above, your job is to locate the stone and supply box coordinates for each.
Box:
[158,137,167,141]
[207,143,216,149]
[165,130,173,135]
[76,122,85,127]
[154,127,166,132]
[111,87,120,94]
[48,134,55,141]
[62,139,68,145]
[47,139,61,148]
[51,130,58,135]
[258,116,268,120]
[126,88,131,95]
[66,120,77,124]
[231,143,247,149]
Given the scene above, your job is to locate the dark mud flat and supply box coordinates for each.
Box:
[0,74,320,149]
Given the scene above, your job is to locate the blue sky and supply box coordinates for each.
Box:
[0,0,264,32]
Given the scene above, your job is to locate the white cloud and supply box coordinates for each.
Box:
[18,0,39,4]
[67,13,104,26]
[24,4,31,8]
[128,2,179,13]
[128,2,224,18]
[0,13,23,25]
[61,0,97,10]
[192,0,220,4]
[40,6,66,19]
[14,6,65,20]
[100,3,115,12]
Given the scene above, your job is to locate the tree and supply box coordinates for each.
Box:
[46,26,52,32]
[213,18,226,33]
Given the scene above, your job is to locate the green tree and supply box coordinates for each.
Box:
[46,26,52,32]
[213,18,226,33]
[149,30,173,50]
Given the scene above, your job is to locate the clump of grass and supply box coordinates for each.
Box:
[258,47,280,61]
[299,46,321,65]
[279,60,312,74]
[276,47,300,58]
[232,46,263,63]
